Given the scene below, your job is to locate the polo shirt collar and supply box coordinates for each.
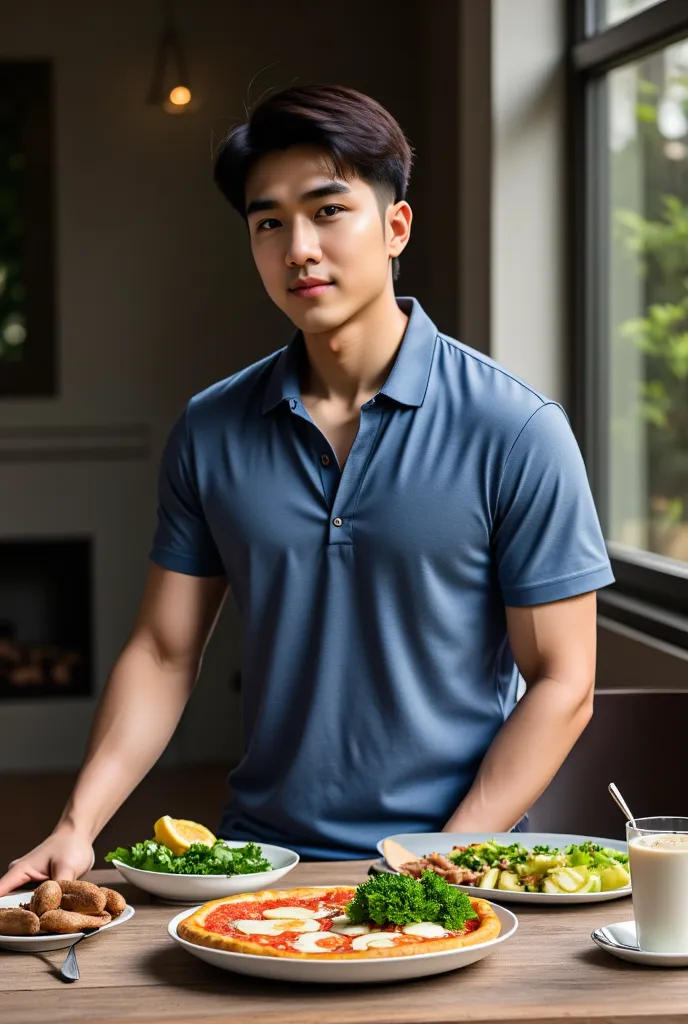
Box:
[261,296,437,415]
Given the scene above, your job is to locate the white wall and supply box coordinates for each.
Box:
[0,0,459,770]
[491,0,566,402]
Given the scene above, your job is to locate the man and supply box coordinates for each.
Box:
[0,84,613,891]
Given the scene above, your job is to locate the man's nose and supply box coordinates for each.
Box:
[285,219,322,267]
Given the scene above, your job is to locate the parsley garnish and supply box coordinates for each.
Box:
[346,871,478,931]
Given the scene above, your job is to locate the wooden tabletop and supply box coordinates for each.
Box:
[3,861,688,1024]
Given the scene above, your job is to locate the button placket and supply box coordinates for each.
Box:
[327,403,382,546]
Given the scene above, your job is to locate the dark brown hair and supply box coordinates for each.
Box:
[213,84,414,278]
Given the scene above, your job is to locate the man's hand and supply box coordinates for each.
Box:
[0,823,95,897]
[444,591,597,833]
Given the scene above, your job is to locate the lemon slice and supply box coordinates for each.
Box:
[153,815,216,855]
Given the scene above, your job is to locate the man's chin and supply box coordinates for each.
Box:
[283,298,349,335]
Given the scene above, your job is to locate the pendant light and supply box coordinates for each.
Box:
[147,0,194,114]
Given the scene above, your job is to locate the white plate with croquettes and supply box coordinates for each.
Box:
[0,881,135,952]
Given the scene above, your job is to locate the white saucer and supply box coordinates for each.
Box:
[592,921,688,967]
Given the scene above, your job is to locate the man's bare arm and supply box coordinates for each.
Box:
[443,591,597,833]
[0,564,226,893]
[60,564,227,839]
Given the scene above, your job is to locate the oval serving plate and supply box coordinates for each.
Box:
[376,832,632,905]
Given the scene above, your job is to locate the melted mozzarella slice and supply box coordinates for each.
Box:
[350,932,397,950]
[262,907,318,920]
[233,918,321,935]
[292,932,341,954]
[402,922,447,938]
[329,915,372,936]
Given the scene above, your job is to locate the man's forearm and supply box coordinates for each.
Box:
[57,641,198,841]
[444,677,594,833]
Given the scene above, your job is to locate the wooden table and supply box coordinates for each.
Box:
[3,861,688,1024]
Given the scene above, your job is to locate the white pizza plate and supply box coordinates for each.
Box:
[377,832,632,904]
[167,892,518,984]
[111,841,299,904]
[592,921,688,967]
[0,891,135,952]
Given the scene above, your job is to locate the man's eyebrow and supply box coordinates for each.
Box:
[245,181,352,218]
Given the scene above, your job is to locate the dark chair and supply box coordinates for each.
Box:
[528,690,688,839]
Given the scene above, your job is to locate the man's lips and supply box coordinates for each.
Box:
[289,280,334,298]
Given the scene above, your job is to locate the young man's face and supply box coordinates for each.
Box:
[244,145,411,334]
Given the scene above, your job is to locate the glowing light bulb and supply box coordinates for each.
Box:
[168,86,191,107]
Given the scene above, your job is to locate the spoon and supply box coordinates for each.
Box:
[59,926,100,983]
[593,926,639,952]
[608,782,636,827]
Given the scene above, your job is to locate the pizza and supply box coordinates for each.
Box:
[176,885,501,959]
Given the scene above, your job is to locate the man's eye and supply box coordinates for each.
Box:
[318,205,344,218]
[257,218,281,232]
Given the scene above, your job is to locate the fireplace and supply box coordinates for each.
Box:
[0,537,92,699]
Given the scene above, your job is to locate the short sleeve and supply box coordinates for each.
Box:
[493,402,614,606]
[149,408,225,577]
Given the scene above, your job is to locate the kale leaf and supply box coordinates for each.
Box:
[105,839,272,875]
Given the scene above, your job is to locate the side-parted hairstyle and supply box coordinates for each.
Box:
[213,84,414,279]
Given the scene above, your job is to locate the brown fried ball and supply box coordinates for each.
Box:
[57,880,107,915]
[39,908,112,934]
[0,908,41,936]
[30,880,62,917]
[100,887,126,918]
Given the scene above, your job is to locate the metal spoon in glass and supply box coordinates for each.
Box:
[59,926,100,983]
[608,782,636,827]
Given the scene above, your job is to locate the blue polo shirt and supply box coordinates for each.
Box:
[150,297,614,859]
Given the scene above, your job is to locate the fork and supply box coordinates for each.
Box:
[59,927,100,982]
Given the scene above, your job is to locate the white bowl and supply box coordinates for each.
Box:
[111,841,299,903]
[0,891,135,953]
[167,893,518,983]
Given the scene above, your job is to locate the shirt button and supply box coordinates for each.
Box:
[289,399,297,410]
[333,517,343,528]
[321,454,331,467]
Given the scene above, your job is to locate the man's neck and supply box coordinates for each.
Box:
[300,289,409,408]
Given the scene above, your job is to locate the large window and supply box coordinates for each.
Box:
[570,0,688,646]
[599,0,666,30]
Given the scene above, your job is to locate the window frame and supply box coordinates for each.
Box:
[0,61,57,397]
[567,0,688,650]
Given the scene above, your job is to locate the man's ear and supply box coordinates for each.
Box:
[388,201,412,259]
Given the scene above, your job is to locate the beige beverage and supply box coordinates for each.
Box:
[629,833,688,953]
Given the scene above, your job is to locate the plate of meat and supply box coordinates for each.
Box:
[377,832,632,904]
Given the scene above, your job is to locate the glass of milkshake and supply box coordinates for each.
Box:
[627,817,688,953]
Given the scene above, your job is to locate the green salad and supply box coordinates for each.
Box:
[105,839,272,876]
[443,839,630,894]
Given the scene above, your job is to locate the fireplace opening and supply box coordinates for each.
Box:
[0,537,92,699]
